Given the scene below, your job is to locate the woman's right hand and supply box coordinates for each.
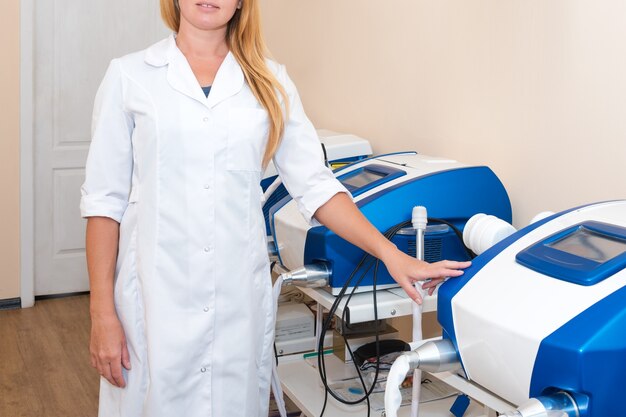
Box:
[89,313,131,388]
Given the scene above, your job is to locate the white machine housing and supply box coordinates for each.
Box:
[273,153,470,271]
[450,201,626,405]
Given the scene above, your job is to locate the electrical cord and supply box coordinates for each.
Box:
[317,220,412,416]
[427,217,477,260]
[316,217,472,416]
[321,143,330,168]
[318,256,376,401]
[318,255,377,415]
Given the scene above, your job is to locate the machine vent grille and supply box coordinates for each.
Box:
[408,238,443,263]
[263,184,290,234]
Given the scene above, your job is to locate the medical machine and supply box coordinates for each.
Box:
[386,200,626,417]
[270,152,512,294]
[262,130,372,235]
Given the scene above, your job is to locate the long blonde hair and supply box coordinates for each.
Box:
[160,0,288,168]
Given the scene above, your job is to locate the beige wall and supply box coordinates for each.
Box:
[260,0,626,227]
[0,0,21,300]
[3,2,625,301]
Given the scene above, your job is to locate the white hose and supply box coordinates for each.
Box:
[384,354,412,417]
[411,206,428,417]
[270,276,288,417]
[410,285,427,417]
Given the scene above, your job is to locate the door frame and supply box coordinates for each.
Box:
[20,0,35,308]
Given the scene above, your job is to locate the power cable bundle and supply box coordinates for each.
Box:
[315,219,474,416]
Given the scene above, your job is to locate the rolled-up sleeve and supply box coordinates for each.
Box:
[272,65,350,225]
[80,59,134,223]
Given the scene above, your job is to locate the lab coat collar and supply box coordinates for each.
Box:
[144,34,244,108]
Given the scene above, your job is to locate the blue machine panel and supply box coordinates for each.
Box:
[304,166,512,293]
[516,221,626,286]
[263,183,290,235]
[530,284,626,417]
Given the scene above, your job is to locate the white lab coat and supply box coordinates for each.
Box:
[81,35,347,417]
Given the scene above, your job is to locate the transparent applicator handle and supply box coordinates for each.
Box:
[410,206,428,417]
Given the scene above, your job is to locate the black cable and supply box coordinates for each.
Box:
[317,217,470,415]
[318,255,376,416]
[318,256,377,405]
[340,223,413,413]
[340,267,376,416]
[321,143,330,168]
[317,220,412,416]
[318,256,379,411]
[428,217,477,259]
[319,387,328,417]
[339,259,386,417]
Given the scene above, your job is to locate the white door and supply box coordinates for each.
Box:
[34,1,168,295]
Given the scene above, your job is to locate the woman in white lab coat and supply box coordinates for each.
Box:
[81,1,470,416]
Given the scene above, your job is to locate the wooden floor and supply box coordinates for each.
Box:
[0,295,99,417]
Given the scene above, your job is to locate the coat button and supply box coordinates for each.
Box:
[201,367,207,373]
[203,307,209,312]
[204,184,210,189]
[203,117,209,122]
[204,247,210,253]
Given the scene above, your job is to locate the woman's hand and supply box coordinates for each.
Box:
[382,249,471,303]
[313,193,471,303]
[86,217,129,387]
[89,312,131,388]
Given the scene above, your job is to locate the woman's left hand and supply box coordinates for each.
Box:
[382,250,471,304]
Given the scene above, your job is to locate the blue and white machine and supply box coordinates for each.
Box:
[428,200,626,417]
[262,130,372,235]
[271,152,512,294]
[262,129,372,190]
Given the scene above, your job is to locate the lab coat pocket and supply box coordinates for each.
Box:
[227,107,269,172]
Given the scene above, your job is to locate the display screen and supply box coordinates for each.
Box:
[340,170,386,189]
[548,227,626,263]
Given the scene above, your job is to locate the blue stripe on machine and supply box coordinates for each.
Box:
[268,193,295,266]
[304,166,513,292]
[529,283,626,417]
[261,175,278,192]
[263,183,289,235]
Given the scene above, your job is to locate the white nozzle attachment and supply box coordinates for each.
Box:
[273,262,330,288]
[412,206,428,231]
[463,213,517,255]
[385,340,461,417]
[406,339,461,373]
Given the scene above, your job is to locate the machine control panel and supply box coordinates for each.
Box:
[337,164,406,197]
[516,221,626,285]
